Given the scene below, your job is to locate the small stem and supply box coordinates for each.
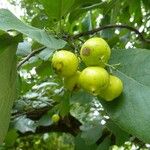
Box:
[17,46,46,69]
[105,63,120,70]
[105,63,121,74]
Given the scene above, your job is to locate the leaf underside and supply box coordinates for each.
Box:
[0,9,66,50]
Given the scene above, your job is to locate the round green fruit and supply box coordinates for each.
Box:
[80,37,111,67]
[52,50,78,77]
[64,71,81,91]
[99,75,123,101]
[51,114,60,123]
[79,67,109,95]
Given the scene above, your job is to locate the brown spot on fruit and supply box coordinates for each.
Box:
[51,50,79,77]
[80,37,111,67]
[53,62,63,74]
[82,47,91,56]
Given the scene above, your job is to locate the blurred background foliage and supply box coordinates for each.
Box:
[0,0,150,149]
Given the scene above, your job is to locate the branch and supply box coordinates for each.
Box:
[12,106,81,136]
[17,46,46,69]
[11,105,52,120]
[12,107,145,147]
[17,24,149,69]
[73,24,150,43]
[19,115,81,137]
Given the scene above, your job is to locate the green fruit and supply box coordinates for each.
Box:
[80,37,111,67]
[99,75,123,101]
[64,71,81,91]
[51,114,60,123]
[52,50,78,77]
[79,67,109,95]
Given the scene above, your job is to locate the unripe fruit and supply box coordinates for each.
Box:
[80,37,111,67]
[51,114,60,123]
[64,71,81,91]
[52,50,78,77]
[99,75,123,101]
[79,67,109,95]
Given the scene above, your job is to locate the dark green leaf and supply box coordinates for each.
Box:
[69,9,86,24]
[81,12,92,32]
[96,136,111,150]
[31,13,56,28]
[20,78,35,95]
[58,91,71,117]
[142,0,150,10]
[107,120,129,145]
[100,48,150,143]
[0,34,18,144]
[39,0,74,20]
[80,122,103,145]
[0,33,22,55]
[103,0,120,15]
[100,15,113,39]
[129,0,142,25]
[75,134,97,150]
[69,1,105,24]
[70,90,94,104]
[120,5,130,23]
[36,61,52,77]
[4,129,18,146]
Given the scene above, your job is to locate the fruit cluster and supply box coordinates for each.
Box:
[52,37,123,101]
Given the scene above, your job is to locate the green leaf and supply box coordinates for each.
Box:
[31,13,56,28]
[37,114,52,127]
[0,30,5,36]
[69,9,86,24]
[0,9,66,49]
[142,0,150,10]
[16,41,31,56]
[39,0,74,20]
[81,12,92,32]
[120,5,130,23]
[69,1,105,24]
[103,0,120,15]
[70,90,94,104]
[36,61,52,77]
[129,0,142,25]
[12,115,36,133]
[22,56,42,70]
[0,33,22,55]
[0,34,18,144]
[80,122,103,145]
[100,15,113,39]
[20,78,35,95]
[58,91,71,117]
[38,48,53,61]
[75,134,97,150]
[107,120,129,145]
[4,129,18,147]
[96,136,111,150]
[100,48,150,143]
